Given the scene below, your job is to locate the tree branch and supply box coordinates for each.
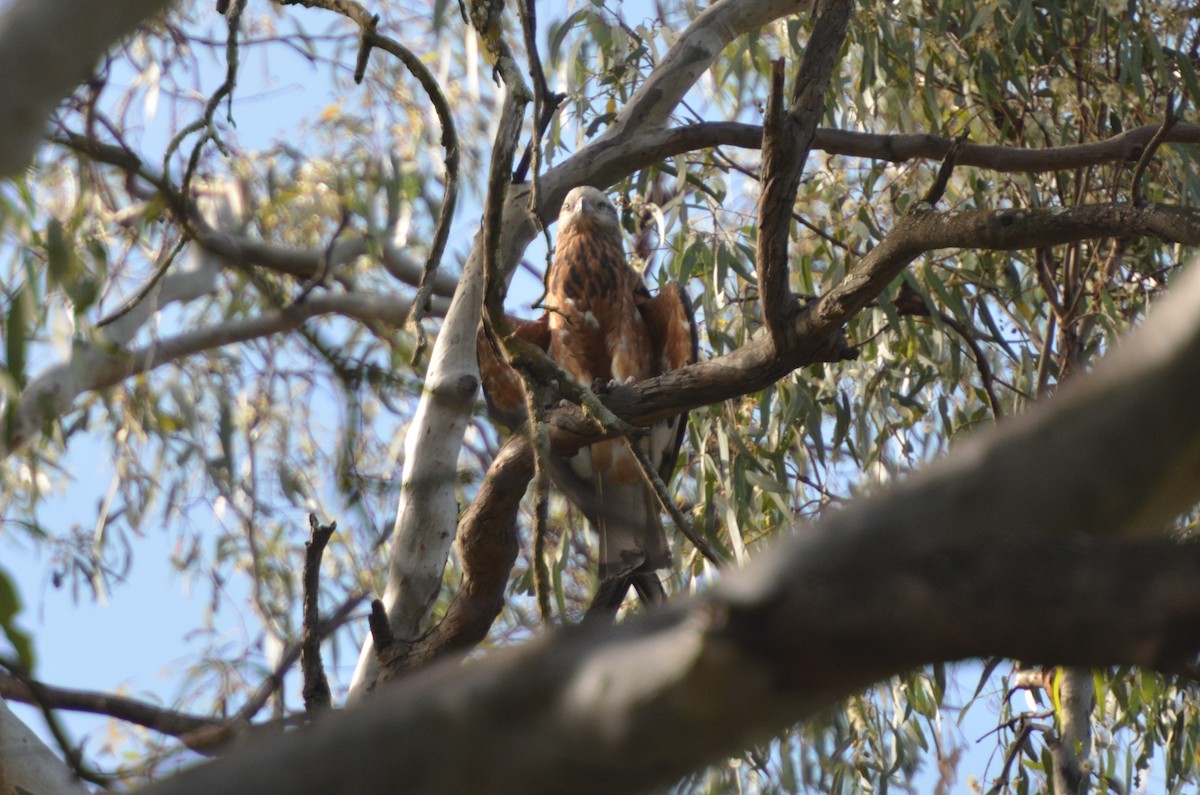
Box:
[359,28,460,354]
[140,255,1200,795]
[757,0,853,346]
[375,435,532,682]
[0,674,219,739]
[54,131,460,298]
[301,515,337,714]
[346,0,532,702]
[0,0,173,177]
[573,201,1200,436]
[3,291,425,458]
[597,0,816,140]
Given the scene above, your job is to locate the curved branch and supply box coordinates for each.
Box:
[362,30,459,341]
[375,435,533,681]
[140,255,1200,795]
[0,673,219,739]
[4,291,429,458]
[582,201,1200,432]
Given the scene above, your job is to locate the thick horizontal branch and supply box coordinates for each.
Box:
[631,121,1200,175]
[541,122,1200,214]
[585,201,1200,433]
[139,534,1200,795]
[815,122,1200,172]
[140,253,1200,795]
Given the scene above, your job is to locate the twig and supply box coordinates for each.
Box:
[368,599,395,652]
[0,655,111,786]
[364,30,460,362]
[984,721,1051,795]
[526,381,555,624]
[235,590,367,722]
[0,672,220,738]
[512,0,565,185]
[95,235,188,328]
[711,146,864,257]
[295,205,351,303]
[893,282,1004,419]
[921,133,967,206]
[301,514,336,714]
[1130,95,1181,206]
[269,1,460,365]
[622,437,725,568]
[164,0,245,198]
[352,13,379,83]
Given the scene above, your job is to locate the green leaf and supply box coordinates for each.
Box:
[0,565,34,670]
[46,217,75,288]
[6,285,28,387]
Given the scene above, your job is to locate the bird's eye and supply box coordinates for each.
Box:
[563,202,573,212]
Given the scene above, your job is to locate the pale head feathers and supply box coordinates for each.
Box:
[558,186,619,231]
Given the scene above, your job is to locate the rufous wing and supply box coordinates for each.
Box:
[636,282,698,482]
[476,313,550,430]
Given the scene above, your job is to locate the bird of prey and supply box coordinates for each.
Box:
[477,185,697,617]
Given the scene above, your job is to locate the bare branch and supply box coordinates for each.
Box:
[0,673,218,740]
[4,291,424,458]
[756,59,799,346]
[1130,96,1181,206]
[375,435,533,682]
[598,0,815,140]
[301,515,337,715]
[757,1,852,346]
[362,30,460,351]
[533,121,1200,201]
[235,591,367,727]
[624,436,726,568]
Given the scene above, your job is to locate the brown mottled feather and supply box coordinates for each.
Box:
[477,186,697,616]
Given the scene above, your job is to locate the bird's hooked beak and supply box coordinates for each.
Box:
[560,188,617,229]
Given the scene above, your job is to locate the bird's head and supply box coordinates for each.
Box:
[557,186,619,232]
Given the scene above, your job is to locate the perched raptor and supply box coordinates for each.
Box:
[477,186,697,616]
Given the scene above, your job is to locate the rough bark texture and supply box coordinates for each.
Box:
[375,436,532,682]
[141,259,1200,795]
